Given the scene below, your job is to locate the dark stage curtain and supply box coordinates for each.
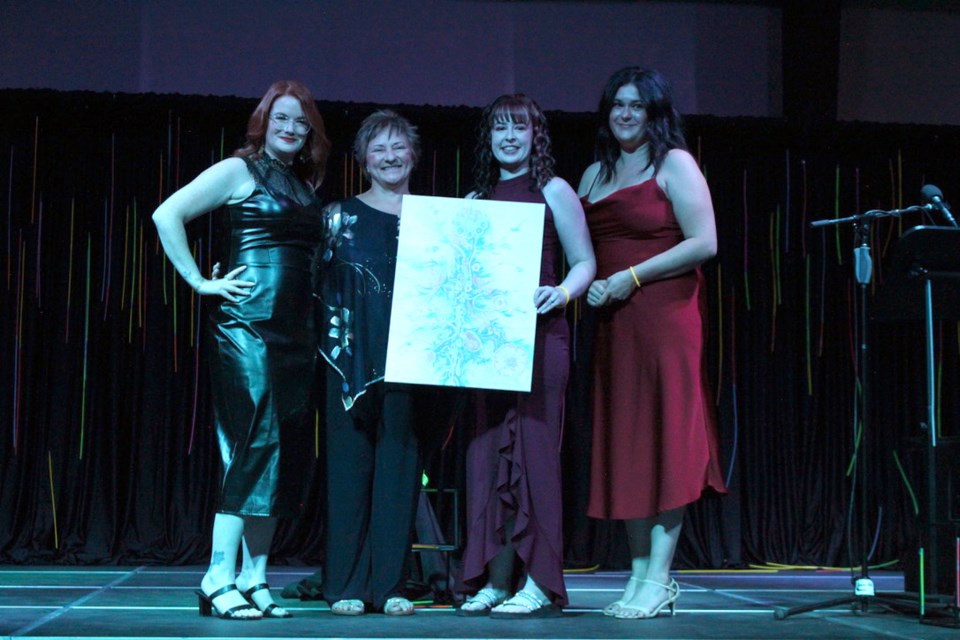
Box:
[2,90,959,574]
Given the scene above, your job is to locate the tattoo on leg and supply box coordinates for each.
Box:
[209,551,225,568]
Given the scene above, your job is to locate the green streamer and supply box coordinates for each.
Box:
[891,450,920,516]
[80,235,91,460]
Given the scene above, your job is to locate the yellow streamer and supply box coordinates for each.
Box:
[48,451,59,549]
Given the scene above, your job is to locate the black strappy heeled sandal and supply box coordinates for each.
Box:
[195,583,261,620]
[242,583,293,618]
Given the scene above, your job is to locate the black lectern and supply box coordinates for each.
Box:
[874,226,960,628]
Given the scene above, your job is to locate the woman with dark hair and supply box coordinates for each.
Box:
[316,110,424,617]
[153,80,330,620]
[578,67,726,620]
[458,94,595,619]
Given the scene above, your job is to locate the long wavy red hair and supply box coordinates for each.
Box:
[235,80,330,188]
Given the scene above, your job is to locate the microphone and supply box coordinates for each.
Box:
[920,184,959,228]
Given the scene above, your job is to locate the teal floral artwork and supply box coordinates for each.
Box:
[385,195,544,391]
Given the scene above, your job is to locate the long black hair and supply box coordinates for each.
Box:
[595,67,686,184]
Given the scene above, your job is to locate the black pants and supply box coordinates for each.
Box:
[323,370,421,609]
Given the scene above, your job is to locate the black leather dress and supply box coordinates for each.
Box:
[207,154,322,517]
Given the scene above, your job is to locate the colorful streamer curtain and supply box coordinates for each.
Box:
[2,90,960,571]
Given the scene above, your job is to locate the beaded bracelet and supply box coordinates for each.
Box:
[628,266,642,288]
[557,285,571,306]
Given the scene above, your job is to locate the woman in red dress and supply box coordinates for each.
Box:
[458,94,595,619]
[578,67,726,620]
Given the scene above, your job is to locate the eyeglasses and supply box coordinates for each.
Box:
[270,113,311,134]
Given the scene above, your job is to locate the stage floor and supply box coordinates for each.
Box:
[1,566,958,639]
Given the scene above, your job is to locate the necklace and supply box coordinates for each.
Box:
[261,153,293,173]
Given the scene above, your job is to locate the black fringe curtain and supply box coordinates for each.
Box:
[2,89,959,572]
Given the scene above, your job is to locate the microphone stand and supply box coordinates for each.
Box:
[775,207,923,620]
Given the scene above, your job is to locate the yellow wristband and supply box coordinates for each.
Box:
[629,266,642,288]
[557,285,571,306]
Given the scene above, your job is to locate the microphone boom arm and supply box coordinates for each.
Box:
[809,205,927,229]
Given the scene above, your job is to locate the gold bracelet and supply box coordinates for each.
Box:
[629,266,642,288]
[557,285,571,306]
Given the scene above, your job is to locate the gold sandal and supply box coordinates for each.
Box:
[614,579,680,620]
[603,575,641,616]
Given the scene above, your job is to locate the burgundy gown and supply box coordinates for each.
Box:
[461,174,569,606]
[584,179,725,520]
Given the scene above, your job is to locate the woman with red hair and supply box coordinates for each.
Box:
[153,80,330,621]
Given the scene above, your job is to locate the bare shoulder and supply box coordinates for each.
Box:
[543,177,586,225]
[577,161,602,197]
[192,156,250,190]
[214,157,256,203]
[658,149,704,191]
[542,176,575,200]
[159,156,253,215]
[220,156,249,170]
[203,156,249,180]
[661,148,701,175]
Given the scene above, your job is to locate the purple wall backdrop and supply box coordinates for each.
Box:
[1,1,957,123]
[4,0,775,116]
[838,5,960,125]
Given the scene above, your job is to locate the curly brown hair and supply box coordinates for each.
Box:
[234,80,331,189]
[472,94,555,199]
